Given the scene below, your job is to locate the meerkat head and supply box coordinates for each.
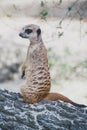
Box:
[19,24,41,41]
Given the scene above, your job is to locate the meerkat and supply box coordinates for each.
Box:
[19,24,86,107]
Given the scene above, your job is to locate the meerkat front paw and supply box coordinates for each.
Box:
[21,70,25,78]
[21,63,27,78]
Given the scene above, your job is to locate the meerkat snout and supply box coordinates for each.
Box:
[19,29,32,39]
[19,32,24,37]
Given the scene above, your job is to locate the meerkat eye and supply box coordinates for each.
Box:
[25,29,32,34]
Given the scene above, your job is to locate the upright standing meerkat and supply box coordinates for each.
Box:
[19,24,86,107]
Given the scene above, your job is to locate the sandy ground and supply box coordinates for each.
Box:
[0,0,87,105]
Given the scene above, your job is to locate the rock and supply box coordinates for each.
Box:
[0,46,23,82]
[0,89,87,130]
[8,63,20,73]
[0,69,11,82]
[0,63,20,82]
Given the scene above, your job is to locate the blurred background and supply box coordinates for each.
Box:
[0,0,87,104]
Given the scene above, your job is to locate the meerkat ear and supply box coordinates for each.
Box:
[37,29,41,36]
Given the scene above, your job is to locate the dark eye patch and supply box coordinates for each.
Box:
[37,29,41,36]
[25,29,32,34]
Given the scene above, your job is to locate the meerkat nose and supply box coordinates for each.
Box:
[19,33,23,37]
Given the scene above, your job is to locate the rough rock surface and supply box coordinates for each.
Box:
[0,89,87,130]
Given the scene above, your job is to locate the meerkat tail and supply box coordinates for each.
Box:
[43,93,87,107]
[71,102,87,107]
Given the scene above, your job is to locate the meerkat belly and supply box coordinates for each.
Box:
[20,44,51,103]
[27,66,51,92]
[22,66,51,103]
